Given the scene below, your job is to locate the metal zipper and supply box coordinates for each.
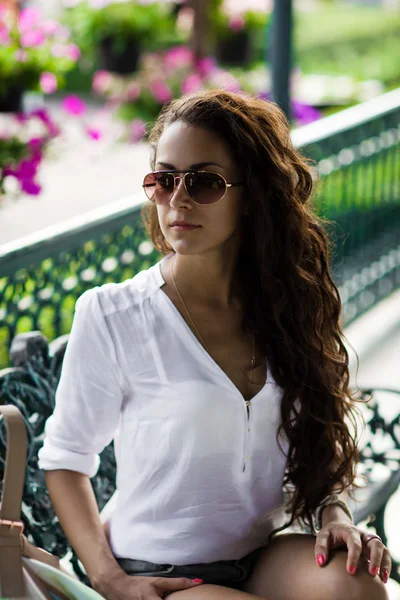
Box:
[242,400,252,472]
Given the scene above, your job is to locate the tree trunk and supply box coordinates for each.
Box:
[191,0,208,62]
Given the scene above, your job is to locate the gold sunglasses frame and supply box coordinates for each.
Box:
[142,170,244,206]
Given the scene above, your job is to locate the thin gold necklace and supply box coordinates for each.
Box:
[171,258,256,398]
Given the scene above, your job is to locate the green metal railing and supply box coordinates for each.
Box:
[0,88,399,369]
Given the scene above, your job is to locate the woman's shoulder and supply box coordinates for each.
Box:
[76,261,163,318]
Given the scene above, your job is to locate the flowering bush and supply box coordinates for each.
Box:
[210,7,268,42]
[91,46,322,142]
[0,4,80,103]
[0,96,104,200]
[92,46,242,142]
[62,0,182,62]
[0,109,60,197]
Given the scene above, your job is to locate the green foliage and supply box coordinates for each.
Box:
[294,4,400,86]
[63,1,181,58]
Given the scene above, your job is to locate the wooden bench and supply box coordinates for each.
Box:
[0,331,399,584]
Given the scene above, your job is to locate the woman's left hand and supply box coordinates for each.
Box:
[314,521,392,584]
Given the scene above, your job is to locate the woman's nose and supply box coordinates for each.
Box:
[169,175,192,208]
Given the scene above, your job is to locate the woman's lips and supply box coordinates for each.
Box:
[171,224,200,231]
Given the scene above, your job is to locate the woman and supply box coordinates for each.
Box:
[38,90,391,600]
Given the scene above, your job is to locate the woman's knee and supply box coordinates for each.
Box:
[242,533,389,600]
[323,551,389,600]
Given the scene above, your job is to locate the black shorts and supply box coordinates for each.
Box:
[116,546,265,591]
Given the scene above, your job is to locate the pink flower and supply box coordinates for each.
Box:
[150,81,173,104]
[40,72,58,94]
[130,119,146,143]
[18,8,41,33]
[163,46,193,71]
[209,69,241,92]
[181,73,203,95]
[51,43,66,58]
[0,26,10,46]
[64,43,81,61]
[196,57,218,77]
[21,30,46,48]
[61,95,86,116]
[92,70,112,95]
[125,82,141,102]
[86,127,102,141]
[229,15,246,32]
[41,20,61,36]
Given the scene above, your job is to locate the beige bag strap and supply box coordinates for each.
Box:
[0,404,28,597]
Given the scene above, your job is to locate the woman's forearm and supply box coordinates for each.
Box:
[45,470,123,586]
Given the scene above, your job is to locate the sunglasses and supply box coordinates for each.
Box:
[142,170,244,206]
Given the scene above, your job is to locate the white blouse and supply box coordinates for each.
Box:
[38,255,289,565]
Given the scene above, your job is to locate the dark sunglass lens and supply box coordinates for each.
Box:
[188,172,226,204]
[143,172,174,204]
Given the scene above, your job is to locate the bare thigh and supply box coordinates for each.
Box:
[166,584,267,600]
[241,533,389,600]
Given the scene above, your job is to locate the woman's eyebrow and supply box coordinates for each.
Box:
[156,162,225,170]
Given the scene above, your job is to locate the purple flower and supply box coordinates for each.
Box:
[130,119,146,143]
[21,30,46,48]
[61,95,87,116]
[31,108,60,137]
[292,101,321,125]
[150,81,173,104]
[17,159,39,180]
[28,138,43,158]
[40,72,58,94]
[20,178,42,196]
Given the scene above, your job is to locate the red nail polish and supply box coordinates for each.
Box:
[371,566,379,576]
[383,570,389,583]
[317,554,325,566]
[192,579,203,583]
[349,565,356,575]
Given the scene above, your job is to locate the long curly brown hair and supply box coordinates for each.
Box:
[142,89,362,533]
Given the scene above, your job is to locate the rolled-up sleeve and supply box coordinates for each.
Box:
[38,288,124,478]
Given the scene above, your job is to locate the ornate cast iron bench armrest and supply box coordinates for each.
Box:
[0,332,399,583]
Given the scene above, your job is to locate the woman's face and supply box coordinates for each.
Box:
[154,120,247,258]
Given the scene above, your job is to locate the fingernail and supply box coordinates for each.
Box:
[371,566,379,576]
[317,554,325,566]
[349,565,357,575]
[192,579,203,583]
[383,570,389,583]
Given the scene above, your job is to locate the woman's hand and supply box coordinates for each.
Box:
[314,520,392,584]
[93,570,204,600]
